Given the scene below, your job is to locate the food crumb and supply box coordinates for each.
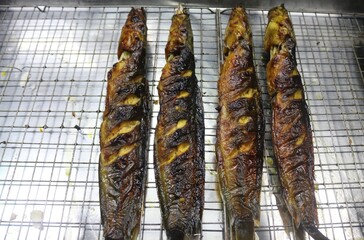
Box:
[208,169,217,176]
[153,100,159,105]
[315,93,323,100]
[39,127,44,132]
[30,210,44,230]
[10,213,17,221]
[65,167,71,177]
[20,72,30,87]
[266,157,274,166]
[268,167,277,175]
[72,111,76,117]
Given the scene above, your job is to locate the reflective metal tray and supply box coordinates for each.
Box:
[0,6,363,240]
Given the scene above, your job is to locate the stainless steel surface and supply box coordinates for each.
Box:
[1,1,364,14]
[0,6,363,240]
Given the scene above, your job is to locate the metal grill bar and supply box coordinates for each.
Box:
[0,6,363,240]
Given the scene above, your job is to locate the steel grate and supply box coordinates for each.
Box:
[0,6,363,240]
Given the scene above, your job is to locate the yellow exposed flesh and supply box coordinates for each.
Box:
[119,51,131,61]
[105,120,140,144]
[167,54,174,61]
[293,89,302,100]
[122,94,141,105]
[267,21,279,41]
[102,143,137,166]
[118,143,137,156]
[225,32,236,49]
[267,16,290,46]
[167,119,187,135]
[118,121,140,134]
[239,116,252,125]
[177,91,190,98]
[177,119,187,129]
[241,88,258,98]
[158,84,163,91]
[116,52,132,70]
[240,141,254,152]
[296,133,306,146]
[225,24,248,47]
[176,3,184,15]
[162,143,190,166]
[223,141,256,162]
[133,75,144,83]
[181,70,193,77]
[270,46,279,60]
[246,67,254,73]
[100,121,107,143]
[177,143,190,156]
[290,68,299,77]
[277,89,302,105]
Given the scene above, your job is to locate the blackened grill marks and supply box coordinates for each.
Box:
[216,6,265,240]
[99,8,150,240]
[264,5,329,240]
[154,6,205,240]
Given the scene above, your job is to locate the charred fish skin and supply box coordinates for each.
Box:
[216,6,264,240]
[99,8,149,240]
[264,5,329,240]
[154,6,205,240]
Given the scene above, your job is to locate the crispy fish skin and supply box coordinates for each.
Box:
[99,8,149,240]
[154,6,204,240]
[216,6,264,240]
[264,5,329,240]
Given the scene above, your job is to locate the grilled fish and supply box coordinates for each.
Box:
[154,5,205,240]
[99,8,150,240]
[216,6,264,240]
[264,5,329,240]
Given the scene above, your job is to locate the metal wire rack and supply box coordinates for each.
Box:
[0,6,363,240]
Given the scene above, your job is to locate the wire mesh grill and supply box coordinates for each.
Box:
[0,6,363,240]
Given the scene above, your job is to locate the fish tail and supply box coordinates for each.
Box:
[301,221,329,240]
[229,218,255,240]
